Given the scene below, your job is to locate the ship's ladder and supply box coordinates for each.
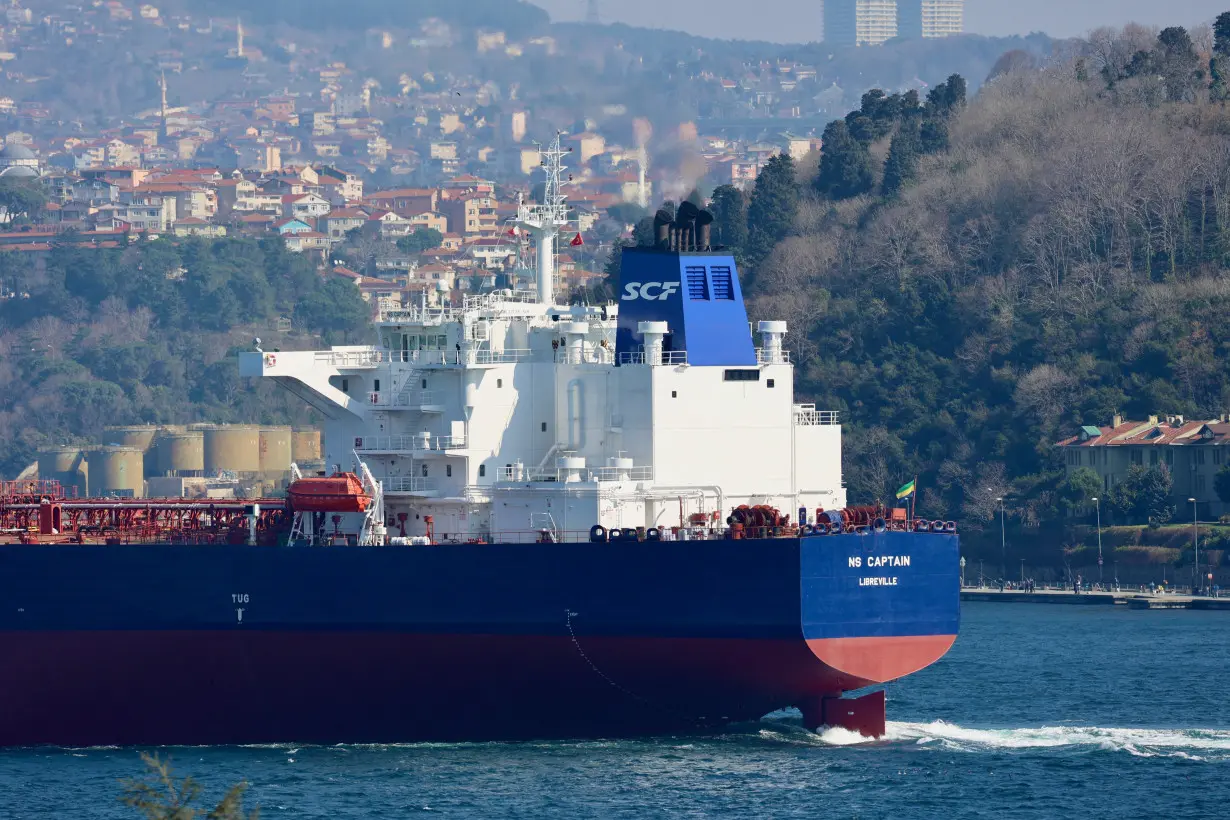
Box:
[286,462,313,545]
[393,368,427,408]
[353,450,385,546]
[529,511,558,543]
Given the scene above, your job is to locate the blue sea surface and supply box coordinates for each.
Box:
[3,602,1229,819]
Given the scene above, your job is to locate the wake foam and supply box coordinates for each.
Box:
[867,721,1230,760]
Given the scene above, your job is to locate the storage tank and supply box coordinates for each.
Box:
[291,427,322,462]
[204,424,261,475]
[158,432,205,476]
[91,445,144,498]
[37,446,88,496]
[259,426,293,476]
[102,425,159,451]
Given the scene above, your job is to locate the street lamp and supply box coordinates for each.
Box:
[996,496,1006,580]
[1189,497,1199,596]
[1092,496,1102,585]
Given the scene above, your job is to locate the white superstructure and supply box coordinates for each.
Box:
[240,140,845,543]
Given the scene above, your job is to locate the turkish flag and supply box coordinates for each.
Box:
[569,233,584,247]
[506,227,517,237]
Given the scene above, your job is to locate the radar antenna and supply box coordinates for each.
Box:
[515,133,571,306]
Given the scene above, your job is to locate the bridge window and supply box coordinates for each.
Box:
[723,369,760,382]
[710,266,734,300]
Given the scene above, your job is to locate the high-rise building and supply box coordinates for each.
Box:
[823,1,963,46]
[897,1,964,40]
[823,1,899,47]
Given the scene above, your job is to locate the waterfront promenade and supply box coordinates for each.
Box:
[961,587,1230,610]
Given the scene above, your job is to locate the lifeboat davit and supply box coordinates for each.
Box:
[287,473,371,513]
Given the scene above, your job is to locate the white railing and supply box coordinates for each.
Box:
[384,476,438,493]
[587,465,654,482]
[493,464,654,483]
[617,351,689,366]
[463,290,539,310]
[474,348,530,364]
[378,291,541,326]
[315,349,380,369]
[757,348,791,364]
[355,434,466,452]
[393,390,440,408]
[793,404,840,426]
[373,348,531,367]
[379,307,459,325]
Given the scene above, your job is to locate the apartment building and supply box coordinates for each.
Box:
[824,0,899,47]
[897,1,964,39]
[1057,415,1230,518]
[825,1,963,46]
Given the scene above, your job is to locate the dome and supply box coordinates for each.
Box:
[0,143,36,161]
[0,164,37,178]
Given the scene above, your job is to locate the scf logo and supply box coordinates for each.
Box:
[621,281,681,301]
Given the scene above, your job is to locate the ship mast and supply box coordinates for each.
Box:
[515,133,570,306]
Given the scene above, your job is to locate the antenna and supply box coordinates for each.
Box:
[585,0,600,24]
[514,133,571,306]
[159,70,168,142]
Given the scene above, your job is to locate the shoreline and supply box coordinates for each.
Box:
[959,590,1230,609]
[961,588,1230,610]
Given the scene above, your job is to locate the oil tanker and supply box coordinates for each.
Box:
[0,137,958,746]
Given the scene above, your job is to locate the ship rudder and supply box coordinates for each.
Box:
[800,689,886,739]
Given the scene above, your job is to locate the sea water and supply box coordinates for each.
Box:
[3,603,1229,819]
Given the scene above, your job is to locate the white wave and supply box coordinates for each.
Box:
[876,721,1230,759]
[813,725,878,746]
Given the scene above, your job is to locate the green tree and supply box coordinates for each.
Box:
[1215,463,1230,505]
[121,752,258,819]
[1154,27,1204,102]
[1060,467,1104,513]
[1210,12,1230,101]
[918,118,950,154]
[1109,464,1175,526]
[708,184,748,251]
[881,120,921,197]
[816,120,876,200]
[744,153,799,269]
[0,178,47,224]
[926,74,967,118]
[395,227,443,254]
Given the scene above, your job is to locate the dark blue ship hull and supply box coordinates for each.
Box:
[0,532,958,745]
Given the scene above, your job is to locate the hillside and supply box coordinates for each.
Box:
[715,18,1230,541]
[0,237,371,479]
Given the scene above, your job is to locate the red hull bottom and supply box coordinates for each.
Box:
[1,631,953,746]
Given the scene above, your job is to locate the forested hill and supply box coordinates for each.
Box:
[712,18,1230,532]
[0,238,370,479]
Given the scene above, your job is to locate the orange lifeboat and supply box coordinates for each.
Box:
[287,473,372,513]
